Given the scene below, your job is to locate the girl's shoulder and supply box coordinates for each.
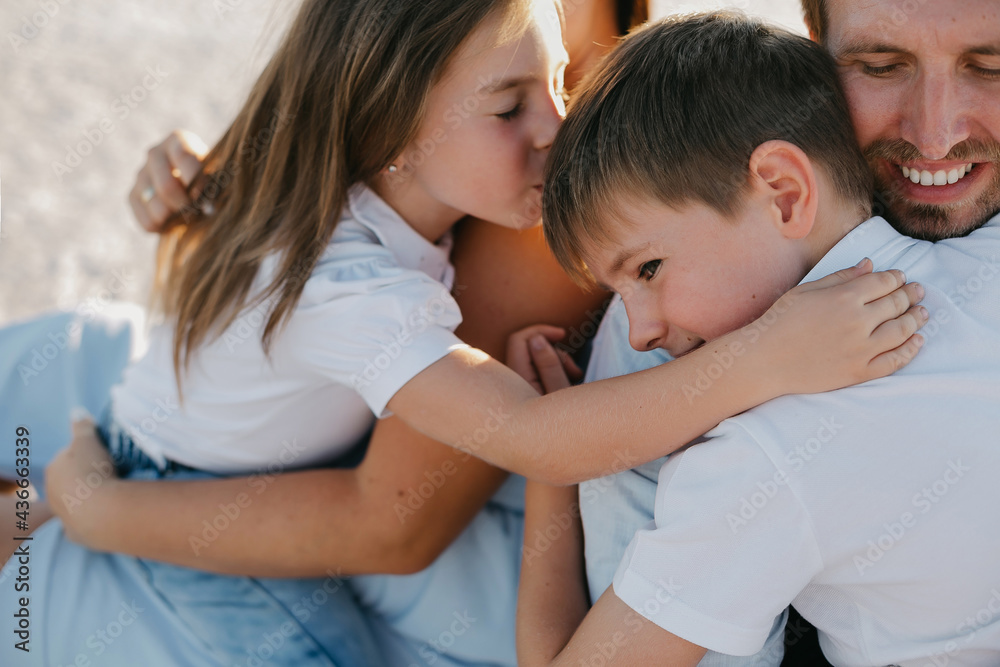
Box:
[296,184,456,306]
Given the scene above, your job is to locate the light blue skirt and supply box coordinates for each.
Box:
[0,308,524,666]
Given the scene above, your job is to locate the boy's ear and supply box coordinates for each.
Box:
[747,140,819,241]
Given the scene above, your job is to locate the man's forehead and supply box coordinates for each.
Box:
[824,0,1000,54]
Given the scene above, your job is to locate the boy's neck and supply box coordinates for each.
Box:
[801,200,873,277]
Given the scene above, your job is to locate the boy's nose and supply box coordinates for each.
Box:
[627,317,669,352]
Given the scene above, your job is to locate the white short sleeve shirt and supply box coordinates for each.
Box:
[111,184,467,473]
[612,214,1000,666]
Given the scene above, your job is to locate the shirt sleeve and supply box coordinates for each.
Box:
[290,247,467,417]
[611,420,823,656]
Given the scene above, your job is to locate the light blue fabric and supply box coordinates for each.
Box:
[353,476,524,667]
[580,296,787,666]
[0,308,524,666]
[0,305,143,492]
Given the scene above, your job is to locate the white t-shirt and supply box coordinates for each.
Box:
[110,184,467,473]
[612,214,1000,666]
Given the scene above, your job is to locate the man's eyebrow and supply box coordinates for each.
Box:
[968,45,1000,57]
[834,39,907,57]
[835,40,1000,59]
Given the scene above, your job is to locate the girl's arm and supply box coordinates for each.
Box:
[49,416,507,577]
[389,263,928,486]
[46,219,608,576]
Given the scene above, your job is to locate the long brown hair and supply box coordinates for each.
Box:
[154,0,531,395]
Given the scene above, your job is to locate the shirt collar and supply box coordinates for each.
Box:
[346,183,455,287]
[803,209,1000,284]
[801,216,924,284]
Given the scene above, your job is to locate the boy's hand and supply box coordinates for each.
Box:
[130,129,209,233]
[45,417,120,548]
[752,258,929,397]
[507,325,584,394]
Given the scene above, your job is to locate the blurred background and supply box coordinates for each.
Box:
[0,0,805,324]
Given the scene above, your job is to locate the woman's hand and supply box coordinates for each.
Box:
[44,417,120,548]
[747,258,929,398]
[129,129,209,233]
[506,325,584,394]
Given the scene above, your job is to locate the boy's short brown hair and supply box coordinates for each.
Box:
[543,12,871,285]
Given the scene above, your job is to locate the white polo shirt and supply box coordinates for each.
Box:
[612,214,1000,666]
[110,184,466,473]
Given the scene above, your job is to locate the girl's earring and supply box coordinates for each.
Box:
[387,164,398,173]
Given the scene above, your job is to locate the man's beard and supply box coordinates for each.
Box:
[864,138,1000,242]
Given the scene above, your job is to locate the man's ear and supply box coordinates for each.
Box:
[747,140,819,240]
[805,22,819,43]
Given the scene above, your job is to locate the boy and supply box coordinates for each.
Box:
[517,12,1000,666]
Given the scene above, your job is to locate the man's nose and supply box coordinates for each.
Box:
[902,70,971,160]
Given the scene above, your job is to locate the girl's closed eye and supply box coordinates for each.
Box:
[638,259,662,282]
[497,103,523,122]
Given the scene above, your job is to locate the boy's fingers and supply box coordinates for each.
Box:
[870,305,929,350]
[797,258,873,291]
[867,333,925,379]
[846,269,906,304]
[555,348,584,381]
[526,324,567,342]
[864,282,924,330]
[530,336,572,392]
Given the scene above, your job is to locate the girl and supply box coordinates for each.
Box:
[8,0,922,665]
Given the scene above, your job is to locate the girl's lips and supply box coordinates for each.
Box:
[883,159,993,206]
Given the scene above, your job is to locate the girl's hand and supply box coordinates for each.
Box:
[748,258,929,398]
[129,129,208,233]
[506,325,584,394]
[45,417,120,548]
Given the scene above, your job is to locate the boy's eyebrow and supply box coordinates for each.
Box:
[609,244,649,277]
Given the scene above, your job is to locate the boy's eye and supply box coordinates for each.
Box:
[638,260,661,282]
[497,103,523,122]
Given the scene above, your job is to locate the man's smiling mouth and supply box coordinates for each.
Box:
[899,162,975,187]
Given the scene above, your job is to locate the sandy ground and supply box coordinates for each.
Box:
[0,0,804,326]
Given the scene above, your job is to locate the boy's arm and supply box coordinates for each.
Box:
[516,481,590,665]
[516,464,705,667]
[540,588,708,667]
[390,264,928,485]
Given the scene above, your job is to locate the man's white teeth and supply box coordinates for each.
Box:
[900,163,975,186]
